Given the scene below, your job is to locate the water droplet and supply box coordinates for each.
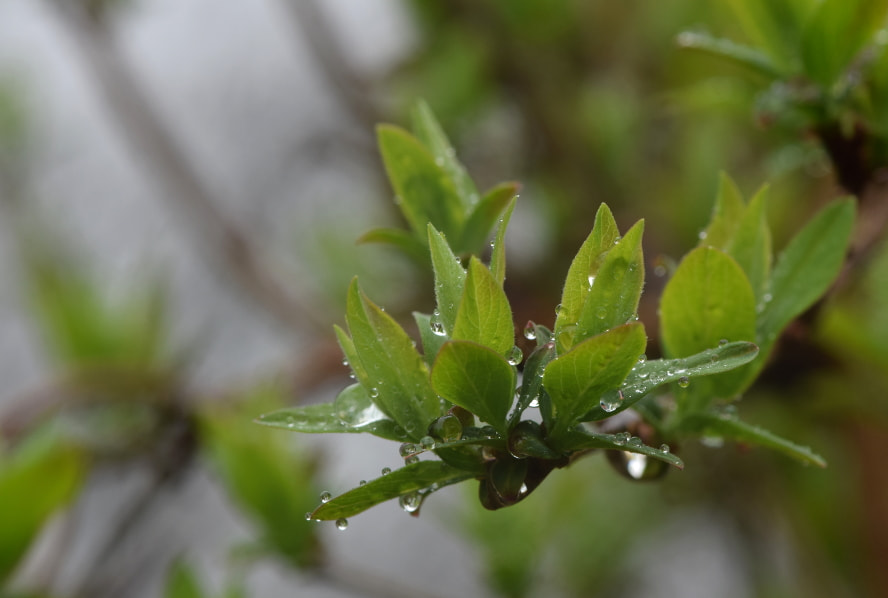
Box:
[718,338,729,347]
[348,372,356,380]
[626,453,647,479]
[507,346,523,366]
[479,425,497,439]
[638,354,647,363]
[405,455,419,465]
[320,491,332,503]
[528,398,540,408]
[369,387,379,398]
[613,235,622,244]
[587,275,596,288]
[399,492,422,513]
[304,512,313,521]
[359,480,367,486]
[613,432,629,446]
[336,518,349,531]
[596,307,607,319]
[555,303,564,317]
[342,358,349,367]
[677,376,690,388]
[698,230,708,241]
[660,444,671,453]
[599,389,624,413]
[629,436,643,447]
[381,467,391,475]
[420,436,436,450]
[523,321,537,340]
[430,310,446,336]
[399,443,417,457]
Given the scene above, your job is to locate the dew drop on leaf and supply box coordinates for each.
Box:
[507,346,523,366]
[523,321,537,340]
[399,492,422,513]
[599,389,623,413]
[718,338,729,347]
[660,444,671,453]
[369,388,379,398]
[420,435,436,450]
[399,443,417,457]
[336,518,349,531]
[429,414,462,443]
[677,376,690,388]
[381,467,392,475]
[320,491,332,503]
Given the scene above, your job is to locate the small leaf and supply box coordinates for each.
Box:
[700,172,746,249]
[452,257,515,355]
[555,427,685,470]
[411,99,478,211]
[678,411,827,467]
[458,182,520,256]
[582,341,760,421]
[758,198,855,343]
[428,224,466,335]
[554,204,621,353]
[575,220,645,342]
[543,322,647,438]
[660,247,756,401]
[310,461,474,520]
[345,279,441,439]
[431,340,516,436]
[726,184,772,301]
[490,196,517,287]
[357,227,429,265]
[377,124,464,240]
[509,340,557,428]
[413,312,447,365]
[677,31,783,79]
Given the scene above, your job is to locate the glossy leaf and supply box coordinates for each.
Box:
[310,461,474,520]
[490,197,517,287]
[554,203,621,353]
[377,124,463,240]
[678,411,827,467]
[575,219,644,342]
[582,341,760,421]
[543,322,647,438]
[428,224,466,335]
[758,198,855,343]
[677,31,782,79]
[509,340,557,428]
[458,182,520,255]
[452,257,514,356]
[411,99,478,211]
[432,340,516,436]
[555,427,685,470]
[344,279,441,439]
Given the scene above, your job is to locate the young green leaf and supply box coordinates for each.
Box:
[344,279,441,439]
[725,184,772,300]
[490,196,517,287]
[411,99,478,211]
[428,223,466,335]
[554,427,685,470]
[758,198,855,343]
[677,31,783,79]
[431,340,517,436]
[700,172,746,249]
[554,203,621,353]
[543,322,647,438]
[310,461,474,520]
[451,257,515,356]
[575,219,644,342]
[581,341,760,422]
[356,227,429,265]
[377,124,464,240]
[678,411,827,467]
[660,247,756,400]
[458,182,520,256]
[413,312,447,364]
[509,340,557,428]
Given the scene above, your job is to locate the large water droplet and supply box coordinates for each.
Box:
[677,376,690,388]
[430,414,462,443]
[399,492,422,513]
[507,346,523,366]
[399,443,417,457]
[420,435,436,450]
[320,491,332,503]
[430,310,446,336]
[599,389,624,413]
[336,518,349,531]
[523,321,537,340]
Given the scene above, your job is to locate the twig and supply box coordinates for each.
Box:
[43,0,326,335]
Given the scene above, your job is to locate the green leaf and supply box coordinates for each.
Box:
[431,340,517,436]
[758,198,855,343]
[509,340,557,428]
[356,227,429,265]
[377,124,464,240]
[452,257,515,355]
[575,219,645,342]
[700,172,746,249]
[411,99,478,211]
[725,0,809,72]
[555,427,685,470]
[163,561,206,598]
[344,279,441,439]
[554,203,621,353]
[582,341,760,422]
[543,322,647,439]
[413,312,447,365]
[677,31,783,79]
[256,384,410,442]
[678,411,827,467]
[310,461,474,520]
[458,182,520,255]
[726,184,772,300]
[490,196,517,287]
[0,438,85,584]
[659,247,756,400]
[428,224,466,335]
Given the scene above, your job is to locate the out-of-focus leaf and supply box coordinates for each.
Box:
[543,323,646,438]
[377,124,463,241]
[700,172,746,249]
[428,224,466,335]
[356,227,428,265]
[758,198,855,343]
[575,220,644,342]
[677,31,783,79]
[452,257,514,355]
[344,279,441,439]
[432,340,516,436]
[678,411,827,467]
[163,561,206,598]
[490,197,517,288]
[0,437,85,585]
[554,204,621,353]
[310,461,473,520]
[726,185,772,300]
[725,0,809,71]
[458,182,520,256]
